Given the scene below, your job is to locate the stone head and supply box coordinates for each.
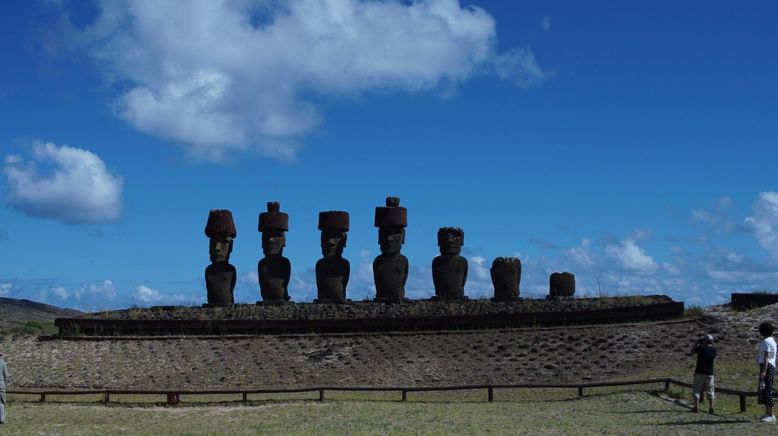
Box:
[437,227,464,255]
[262,230,286,256]
[321,230,347,257]
[378,226,405,254]
[318,210,349,257]
[375,196,407,255]
[258,201,289,256]
[205,209,237,264]
[491,257,521,296]
[209,237,234,263]
[549,271,576,297]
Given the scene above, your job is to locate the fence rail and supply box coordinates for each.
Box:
[6,378,776,412]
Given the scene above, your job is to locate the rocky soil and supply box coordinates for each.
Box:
[0,303,775,391]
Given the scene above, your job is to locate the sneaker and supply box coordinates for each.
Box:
[692,407,699,413]
[708,408,714,415]
[760,415,776,422]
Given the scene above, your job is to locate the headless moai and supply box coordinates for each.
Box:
[373,197,409,302]
[315,211,350,303]
[204,209,237,305]
[491,257,521,301]
[432,227,468,300]
[258,201,291,303]
[549,272,575,299]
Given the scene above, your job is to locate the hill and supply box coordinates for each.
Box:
[0,297,82,329]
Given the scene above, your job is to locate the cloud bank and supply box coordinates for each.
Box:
[58,0,551,160]
[3,141,124,224]
[745,191,778,257]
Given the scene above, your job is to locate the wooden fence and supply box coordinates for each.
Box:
[7,378,776,412]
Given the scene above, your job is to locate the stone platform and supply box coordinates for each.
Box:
[55,295,684,336]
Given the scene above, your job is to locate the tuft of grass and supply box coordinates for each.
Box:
[684,305,705,318]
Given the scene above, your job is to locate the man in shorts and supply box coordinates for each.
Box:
[690,334,716,414]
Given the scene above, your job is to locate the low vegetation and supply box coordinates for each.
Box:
[0,320,57,335]
[684,305,705,318]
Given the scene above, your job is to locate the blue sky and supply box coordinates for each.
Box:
[1,0,777,310]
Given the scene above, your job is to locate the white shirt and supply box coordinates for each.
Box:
[758,336,777,367]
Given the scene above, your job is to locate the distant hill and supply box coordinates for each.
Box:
[0,297,82,328]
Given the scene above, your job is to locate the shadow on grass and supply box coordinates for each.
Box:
[654,419,749,426]
[609,409,681,414]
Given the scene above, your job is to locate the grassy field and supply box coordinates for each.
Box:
[3,386,777,435]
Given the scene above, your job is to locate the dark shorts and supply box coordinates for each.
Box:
[758,363,775,407]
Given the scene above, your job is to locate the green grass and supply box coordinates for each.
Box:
[0,320,57,335]
[3,387,778,435]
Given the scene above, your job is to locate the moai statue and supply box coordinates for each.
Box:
[490,257,521,301]
[549,272,575,299]
[315,211,350,303]
[373,196,409,302]
[432,227,468,300]
[204,209,237,305]
[257,201,291,304]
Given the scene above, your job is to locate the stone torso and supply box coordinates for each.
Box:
[258,256,291,301]
[432,255,467,298]
[316,257,350,300]
[373,253,408,300]
[205,263,236,304]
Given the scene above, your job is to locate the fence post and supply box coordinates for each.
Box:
[319,389,325,402]
[740,395,746,413]
[664,380,670,391]
[242,392,247,404]
[578,386,583,397]
[39,393,46,403]
[103,392,110,404]
[401,390,407,402]
[488,387,494,402]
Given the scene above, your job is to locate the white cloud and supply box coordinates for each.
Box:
[541,16,550,32]
[562,239,598,268]
[134,285,164,303]
[288,271,316,302]
[50,286,70,300]
[59,0,550,161]
[133,284,191,306]
[691,210,711,222]
[469,255,490,280]
[745,191,778,257]
[492,47,552,88]
[629,227,653,240]
[604,239,657,272]
[0,283,11,297]
[74,280,117,301]
[2,141,123,224]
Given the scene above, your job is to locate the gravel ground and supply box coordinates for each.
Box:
[0,303,774,391]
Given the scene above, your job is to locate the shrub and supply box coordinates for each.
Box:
[684,305,704,318]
